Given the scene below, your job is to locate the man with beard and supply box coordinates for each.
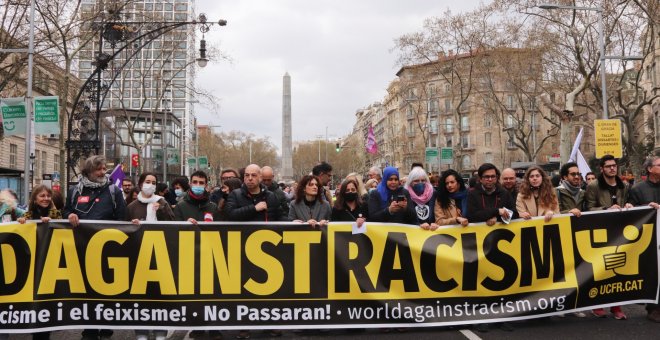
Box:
[64,155,127,226]
[584,155,632,320]
[500,168,519,202]
[62,155,126,340]
[466,163,516,226]
[556,162,585,216]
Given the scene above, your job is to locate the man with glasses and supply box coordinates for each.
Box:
[627,156,660,323]
[312,161,333,203]
[466,163,517,226]
[220,168,240,182]
[62,155,126,340]
[584,155,632,211]
[584,155,632,320]
[556,162,586,217]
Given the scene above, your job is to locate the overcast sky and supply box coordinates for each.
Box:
[195,0,484,154]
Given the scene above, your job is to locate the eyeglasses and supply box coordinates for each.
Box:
[481,175,497,180]
[603,164,617,169]
[569,172,581,177]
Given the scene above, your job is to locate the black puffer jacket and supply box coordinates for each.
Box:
[466,184,517,223]
[224,184,287,221]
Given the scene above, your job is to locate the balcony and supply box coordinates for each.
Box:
[407,130,416,138]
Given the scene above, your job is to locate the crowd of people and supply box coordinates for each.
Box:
[1,153,659,340]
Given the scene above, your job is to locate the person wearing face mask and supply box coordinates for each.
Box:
[331,178,368,227]
[174,171,219,224]
[403,166,436,228]
[171,176,191,204]
[516,166,558,223]
[126,173,173,340]
[126,172,175,225]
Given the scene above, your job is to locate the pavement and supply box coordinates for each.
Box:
[4,304,658,340]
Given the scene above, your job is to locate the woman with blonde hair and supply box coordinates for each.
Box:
[516,166,559,222]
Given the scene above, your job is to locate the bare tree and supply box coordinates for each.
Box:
[493,0,658,166]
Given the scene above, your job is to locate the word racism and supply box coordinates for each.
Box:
[0,209,658,332]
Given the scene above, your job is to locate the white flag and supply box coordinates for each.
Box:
[569,127,592,180]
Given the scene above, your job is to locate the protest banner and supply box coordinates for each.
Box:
[0,208,657,333]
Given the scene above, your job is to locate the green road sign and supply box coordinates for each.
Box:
[441,147,453,165]
[425,147,439,163]
[198,156,208,169]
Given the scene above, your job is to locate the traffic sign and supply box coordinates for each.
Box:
[594,119,622,158]
[441,147,453,165]
[425,147,439,163]
[198,156,209,169]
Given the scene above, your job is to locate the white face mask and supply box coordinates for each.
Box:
[142,183,156,196]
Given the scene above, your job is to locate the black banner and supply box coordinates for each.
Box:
[0,208,658,332]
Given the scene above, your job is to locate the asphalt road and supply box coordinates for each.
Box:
[5,304,658,340]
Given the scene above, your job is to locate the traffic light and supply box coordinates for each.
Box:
[336,143,340,152]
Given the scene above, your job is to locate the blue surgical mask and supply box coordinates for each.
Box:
[175,189,183,197]
[412,183,426,195]
[191,186,205,196]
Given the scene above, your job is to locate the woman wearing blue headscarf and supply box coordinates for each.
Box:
[367,166,410,223]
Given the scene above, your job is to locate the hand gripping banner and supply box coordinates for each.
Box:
[0,208,658,333]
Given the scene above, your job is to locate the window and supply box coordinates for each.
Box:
[429,119,438,134]
[54,153,59,172]
[10,144,17,168]
[485,132,492,147]
[445,118,453,133]
[461,134,470,148]
[406,105,414,118]
[484,114,492,127]
[461,155,471,169]
[407,121,415,137]
[506,114,515,129]
[428,99,438,113]
[445,84,451,92]
[445,99,452,111]
[461,116,469,131]
[485,152,494,163]
[428,83,436,95]
[528,98,537,110]
[446,136,453,148]
[506,95,515,110]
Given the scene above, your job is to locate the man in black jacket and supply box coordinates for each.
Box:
[627,156,660,323]
[466,163,516,226]
[261,165,289,216]
[224,164,286,222]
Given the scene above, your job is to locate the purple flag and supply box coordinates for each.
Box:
[109,164,125,189]
[366,125,378,154]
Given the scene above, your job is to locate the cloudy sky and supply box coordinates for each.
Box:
[195,0,484,154]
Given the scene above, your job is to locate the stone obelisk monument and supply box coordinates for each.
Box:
[281,72,293,181]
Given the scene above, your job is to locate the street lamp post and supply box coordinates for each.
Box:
[1,0,36,204]
[65,12,227,186]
